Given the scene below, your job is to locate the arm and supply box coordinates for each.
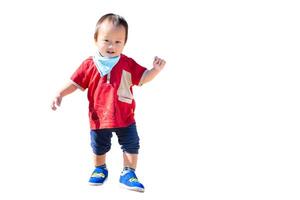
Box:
[142,56,166,84]
[51,82,78,111]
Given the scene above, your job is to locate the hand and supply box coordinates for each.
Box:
[153,56,166,71]
[51,95,62,111]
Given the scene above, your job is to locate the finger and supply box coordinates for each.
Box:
[153,57,157,65]
[51,102,57,111]
[154,56,161,63]
[159,58,165,65]
[56,97,61,106]
[158,58,163,64]
[157,59,162,65]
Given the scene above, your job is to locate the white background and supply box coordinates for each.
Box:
[0,0,299,199]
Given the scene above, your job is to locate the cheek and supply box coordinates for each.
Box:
[117,46,125,52]
[96,43,106,50]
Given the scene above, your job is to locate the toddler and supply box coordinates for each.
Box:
[51,13,165,192]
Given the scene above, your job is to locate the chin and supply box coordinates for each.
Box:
[108,54,120,58]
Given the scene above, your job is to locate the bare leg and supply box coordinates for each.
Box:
[123,152,138,169]
[94,154,106,167]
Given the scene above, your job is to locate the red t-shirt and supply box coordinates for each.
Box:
[71,54,148,129]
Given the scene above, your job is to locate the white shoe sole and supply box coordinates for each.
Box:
[89,177,108,186]
[119,183,145,192]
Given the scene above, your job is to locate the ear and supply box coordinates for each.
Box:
[94,38,98,46]
[94,32,99,44]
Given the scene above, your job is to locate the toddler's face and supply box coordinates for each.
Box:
[95,20,126,58]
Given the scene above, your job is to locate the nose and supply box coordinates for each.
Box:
[107,42,114,49]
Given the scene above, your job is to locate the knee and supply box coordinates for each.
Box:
[91,142,111,155]
[90,130,112,155]
[120,136,140,154]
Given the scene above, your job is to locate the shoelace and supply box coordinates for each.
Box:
[91,172,105,178]
[129,177,139,182]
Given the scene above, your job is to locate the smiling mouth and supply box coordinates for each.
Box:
[107,51,115,54]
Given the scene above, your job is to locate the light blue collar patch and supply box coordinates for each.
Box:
[93,52,120,77]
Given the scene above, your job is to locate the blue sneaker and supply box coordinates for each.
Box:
[119,169,145,192]
[89,166,108,185]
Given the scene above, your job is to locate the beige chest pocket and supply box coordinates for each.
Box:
[117,70,133,104]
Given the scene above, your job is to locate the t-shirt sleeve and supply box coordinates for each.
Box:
[128,58,148,86]
[70,59,92,90]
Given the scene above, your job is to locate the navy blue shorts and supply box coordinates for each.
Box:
[90,123,140,155]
